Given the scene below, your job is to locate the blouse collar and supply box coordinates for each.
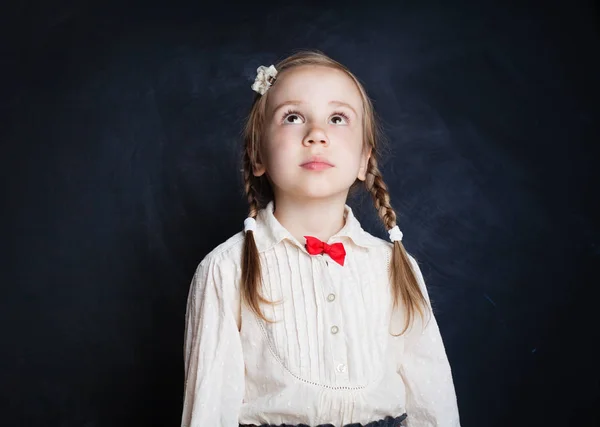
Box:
[253,200,381,254]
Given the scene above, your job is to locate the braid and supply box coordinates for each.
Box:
[365,157,397,229]
[365,156,428,335]
[241,149,274,322]
[242,152,261,218]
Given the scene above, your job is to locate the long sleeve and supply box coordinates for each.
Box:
[397,256,461,427]
[181,256,245,427]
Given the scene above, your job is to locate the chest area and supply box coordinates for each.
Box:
[240,243,394,385]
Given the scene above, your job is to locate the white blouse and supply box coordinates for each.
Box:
[181,201,460,427]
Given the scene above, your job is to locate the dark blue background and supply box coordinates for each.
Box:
[2,1,598,426]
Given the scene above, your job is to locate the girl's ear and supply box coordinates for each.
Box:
[357,146,372,181]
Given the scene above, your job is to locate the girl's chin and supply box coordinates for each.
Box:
[272,177,355,200]
[290,187,348,200]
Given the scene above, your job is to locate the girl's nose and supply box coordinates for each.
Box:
[302,127,329,146]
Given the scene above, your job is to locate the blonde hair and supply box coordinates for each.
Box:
[240,49,428,335]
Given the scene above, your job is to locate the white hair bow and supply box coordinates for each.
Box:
[251,65,278,95]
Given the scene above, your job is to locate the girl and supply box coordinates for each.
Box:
[181,50,460,427]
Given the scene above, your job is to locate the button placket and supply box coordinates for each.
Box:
[323,255,349,382]
[324,257,336,303]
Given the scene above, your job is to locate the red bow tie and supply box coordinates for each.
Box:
[304,236,346,266]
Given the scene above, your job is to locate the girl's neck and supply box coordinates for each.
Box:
[272,194,348,245]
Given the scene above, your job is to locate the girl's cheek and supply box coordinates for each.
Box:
[280,127,306,142]
[330,125,355,134]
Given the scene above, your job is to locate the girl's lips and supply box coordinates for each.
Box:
[301,162,334,171]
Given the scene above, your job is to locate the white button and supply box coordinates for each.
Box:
[327,293,336,302]
[336,363,347,373]
[330,325,339,334]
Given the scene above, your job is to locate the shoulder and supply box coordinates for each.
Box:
[192,231,245,285]
[359,229,421,271]
[356,228,392,250]
[186,232,245,318]
[201,231,245,265]
[359,228,399,257]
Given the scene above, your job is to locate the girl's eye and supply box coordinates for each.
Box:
[281,109,350,125]
[329,112,350,125]
[282,110,304,124]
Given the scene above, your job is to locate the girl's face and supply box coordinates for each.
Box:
[254,65,371,202]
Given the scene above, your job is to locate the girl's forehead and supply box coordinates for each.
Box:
[266,65,362,110]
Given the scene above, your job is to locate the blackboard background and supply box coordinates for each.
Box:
[2,1,599,426]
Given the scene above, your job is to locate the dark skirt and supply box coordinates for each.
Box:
[240,413,407,427]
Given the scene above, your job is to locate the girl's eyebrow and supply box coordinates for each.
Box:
[271,100,303,116]
[270,100,358,117]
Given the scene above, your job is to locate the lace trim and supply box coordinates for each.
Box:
[254,315,368,391]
